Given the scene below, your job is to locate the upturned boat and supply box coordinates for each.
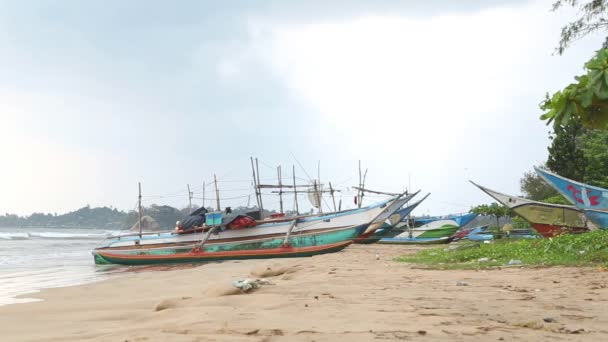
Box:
[534,167,608,229]
[470,181,590,237]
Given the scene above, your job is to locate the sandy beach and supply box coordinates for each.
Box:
[2,244,608,341]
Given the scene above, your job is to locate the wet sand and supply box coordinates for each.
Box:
[1,244,608,341]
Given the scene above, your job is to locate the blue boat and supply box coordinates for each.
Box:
[414,212,478,227]
[378,236,450,245]
[467,226,538,241]
[535,167,608,210]
[355,193,429,244]
[467,226,493,241]
[583,209,608,229]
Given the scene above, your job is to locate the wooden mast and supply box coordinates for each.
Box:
[255,158,264,219]
[329,181,337,212]
[293,165,299,215]
[357,161,362,208]
[277,165,283,213]
[187,184,192,214]
[250,157,261,215]
[360,168,368,208]
[213,174,220,211]
[202,182,206,210]
[317,161,323,213]
[138,182,142,238]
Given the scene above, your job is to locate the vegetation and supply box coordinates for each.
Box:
[552,0,608,55]
[397,230,608,269]
[0,205,278,230]
[540,49,608,130]
[520,169,560,201]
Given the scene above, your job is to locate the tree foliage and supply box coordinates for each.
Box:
[546,118,587,181]
[552,0,608,55]
[540,49,608,130]
[520,169,560,201]
[582,129,608,187]
[469,203,511,218]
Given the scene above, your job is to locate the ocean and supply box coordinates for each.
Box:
[0,227,124,306]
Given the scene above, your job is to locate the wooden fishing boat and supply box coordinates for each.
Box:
[354,193,429,244]
[392,220,461,240]
[378,236,451,245]
[93,223,366,264]
[582,209,608,229]
[470,181,590,237]
[467,226,538,241]
[535,167,608,210]
[96,240,352,266]
[414,212,478,228]
[93,191,415,265]
[96,192,416,253]
[535,167,608,229]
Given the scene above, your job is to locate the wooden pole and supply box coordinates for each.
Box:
[329,181,337,212]
[138,182,142,237]
[282,220,298,246]
[358,160,362,208]
[293,165,299,215]
[193,225,219,252]
[277,165,284,213]
[255,158,264,219]
[203,181,205,208]
[250,157,261,212]
[214,174,220,211]
[360,168,368,208]
[317,160,323,213]
[313,179,323,213]
[187,184,192,214]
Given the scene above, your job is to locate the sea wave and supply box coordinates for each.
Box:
[0,231,118,240]
[0,232,30,240]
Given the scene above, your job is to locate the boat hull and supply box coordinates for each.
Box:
[93,224,366,265]
[378,237,450,245]
[535,167,608,210]
[470,181,590,237]
[97,241,353,266]
[584,209,608,229]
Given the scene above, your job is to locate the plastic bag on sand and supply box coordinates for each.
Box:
[232,278,273,292]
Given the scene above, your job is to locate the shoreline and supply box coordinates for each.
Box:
[1,244,607,341]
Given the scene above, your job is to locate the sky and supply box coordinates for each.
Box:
[0,0,605,216]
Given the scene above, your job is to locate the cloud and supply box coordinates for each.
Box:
[249,1,605,214]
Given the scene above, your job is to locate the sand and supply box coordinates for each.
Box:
[1,244,608,341]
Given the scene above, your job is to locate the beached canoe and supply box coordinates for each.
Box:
[413,212,478,228]
[470,181,590,237]
[96,240,353,265]
[96,192,417,251]
[535,167,608,229]
[392,220,460,240]
[535,167,608,210]
[583,209,608,229]
[378,236,451,245]
[93,223,366,265]
[354,193,429,244]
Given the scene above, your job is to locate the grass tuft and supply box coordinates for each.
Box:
[396,230,608,269]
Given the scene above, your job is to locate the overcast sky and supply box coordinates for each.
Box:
[0,0,604,216]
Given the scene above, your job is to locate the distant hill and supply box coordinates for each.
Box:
[0,205,282,230]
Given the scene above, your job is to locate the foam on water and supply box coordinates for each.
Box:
[0,227,122,306]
